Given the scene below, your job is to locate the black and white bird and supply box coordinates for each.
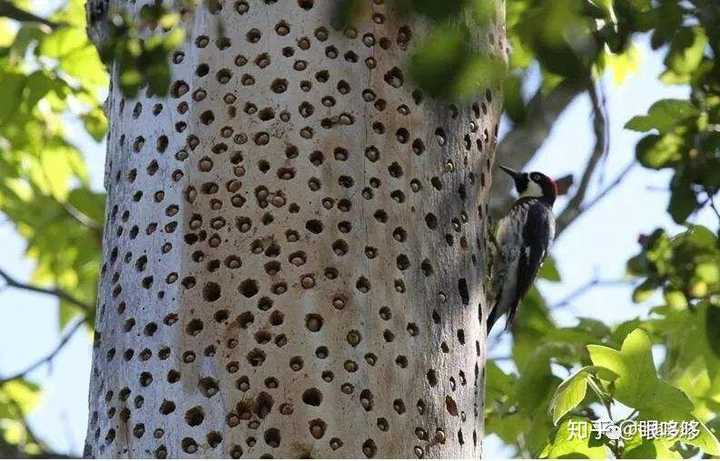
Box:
[487,165,557,334]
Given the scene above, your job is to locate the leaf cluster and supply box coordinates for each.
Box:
[623,1,720,223]
[0,2,106,453]
[95,3,185,97]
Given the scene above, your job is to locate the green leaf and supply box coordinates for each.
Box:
[664,27,708,78]
[511,288,557,368]
[587,329,689,411]
[503,72,527,123]
[635,133,684,169]
[0,380,41,416]
[66,188,106,225]
[625,99,699,134]
[405,0,466,21]
[486,360,517,404]
[575,318,612,338]
[603,44,641,85]
[649,1,683,49]
[540,416,609,458]
[549,367,590,424]
[588,329,720,455]
[37,27,86,58]
[33,143,87,200]
[60,44,109,92]
[668,173,698,224]
[682,225,717,249]
[680,419,720,456]
[23,71,54,109]
[81,107,108,142]
[452,54,507,100]
[516,345,560,414]
[487,412,530,445]
[663,289,688,309]
[624,438,682,458]
[516,0,595,79]
[0,71,26,124]
[538,256,561,282]
[59,302,83,330]
[409,25,469,98]
[706,304,720,358]
[632,279,658,303]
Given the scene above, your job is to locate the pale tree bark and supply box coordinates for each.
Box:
[83,0,505,458]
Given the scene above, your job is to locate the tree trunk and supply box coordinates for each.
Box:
[84,1,505,458]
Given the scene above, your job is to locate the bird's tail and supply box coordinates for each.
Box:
[486,304,501,335]
[487,299,520,335]
[504,303,518,331]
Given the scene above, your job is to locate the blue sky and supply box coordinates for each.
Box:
[0,33,715,456]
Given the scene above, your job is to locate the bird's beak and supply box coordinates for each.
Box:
[499,165,521,180]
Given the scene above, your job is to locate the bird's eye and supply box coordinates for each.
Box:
[530,173,541,182]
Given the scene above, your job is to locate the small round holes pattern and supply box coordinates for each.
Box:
[85,0,505,458]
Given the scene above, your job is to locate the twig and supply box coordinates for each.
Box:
[594,81,611,185]
[554,161,636,237]
[491,79,587,217]
[0,317,87,385]
[551,277,629,309]
[706,188,720,221]
[62,202,103,232]
[580,162,635,211]
[0,267,94,313]
[555,81,610,236]
[0,1,62,29]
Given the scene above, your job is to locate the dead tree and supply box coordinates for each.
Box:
[84,0,505,457]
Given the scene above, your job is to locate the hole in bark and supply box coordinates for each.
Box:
[302,388,323,406]
[305,314,323,332]
[458,278,469,305]
[186,319,203,336]
[198,377,219,397]
[159,400,175,415]
[255,391,274,418]
[207,431,222,448]
[185,406,204,426]
[309,418,326,439]
[264,428,281,447]
[362,439,377,458]
[427,370,438,387]
[239,279,259,297]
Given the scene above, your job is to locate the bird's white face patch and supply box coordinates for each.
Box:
[520,180,543,198]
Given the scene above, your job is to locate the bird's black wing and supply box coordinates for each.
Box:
[505,201,552,328]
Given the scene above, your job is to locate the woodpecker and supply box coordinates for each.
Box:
[487,165,557,334]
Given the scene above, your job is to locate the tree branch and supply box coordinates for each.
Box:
[491,79,587,216]
[551,277,629,310]
[0,316,87,386]
[496,79,588,167]
[705,188,720,222]
[0,1,61,29]
[554,160,636,238]
[62,202,103,232]
[0,267,94,313]
[555,82,611,237]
